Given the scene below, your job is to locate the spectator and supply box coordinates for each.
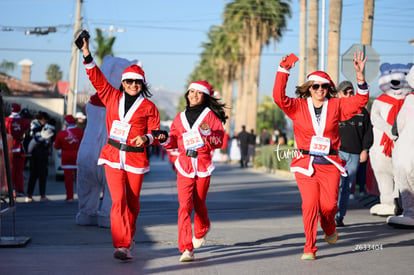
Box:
[248,129,256,165]
[5,103,31,196]
[237,125,250,168]
[54,115,84,202]
[335,81,373,227]
[259,127,272,145]
[75,112,87,130]
[26,111,55,202]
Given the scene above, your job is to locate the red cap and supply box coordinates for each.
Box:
[121,65,145,82]
[11,103,21,113]
[64,115,76,125]
[306,71,335,87]
[188,81,213,96]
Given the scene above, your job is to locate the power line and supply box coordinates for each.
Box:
[0,47,411,58]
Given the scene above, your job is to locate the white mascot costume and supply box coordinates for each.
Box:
[76,55,141,228]
[369,63,413,216]
[387,65,414,228]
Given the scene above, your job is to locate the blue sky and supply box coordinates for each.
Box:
[1,0,413,99]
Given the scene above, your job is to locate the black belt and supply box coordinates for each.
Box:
[299,149,337,156]
[108,138,144,153]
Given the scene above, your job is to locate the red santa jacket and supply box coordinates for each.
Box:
[85,61,160,174]
[273,70,369,176]
[163,108,224,178]
[5,114,30,153]
[54,125,84,168]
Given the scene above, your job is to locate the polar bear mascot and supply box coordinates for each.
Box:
[387,66,414,228]
[76,55,141,228]
[369,63,413,216]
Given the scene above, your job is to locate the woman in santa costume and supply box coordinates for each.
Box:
[273,52,369,260]
[54,114,84,201]
[161,80,226,262]
[79,35,163,261]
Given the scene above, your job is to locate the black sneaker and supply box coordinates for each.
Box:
[335,219,345,227]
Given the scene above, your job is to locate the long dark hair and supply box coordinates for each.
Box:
[184,91,228,124]
[119,80,152,98]
[295,81,337,99]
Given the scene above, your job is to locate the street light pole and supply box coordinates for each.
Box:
[67,0,82,115]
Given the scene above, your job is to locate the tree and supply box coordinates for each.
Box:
[46,64,63,84]
[326,0,342,85]
[224,0,291,132]
[94,28,116,66]
[0,60,15,73]
[307,0,319,72]
[298,0,307,84]
[256,95,286,133]
[361,0,374,45]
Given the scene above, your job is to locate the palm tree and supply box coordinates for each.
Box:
[46,64,63,85]
[0,60,15,73]
[326,0,342,85]
[94,28,116,66]
[224,0,291,132]
[186,25,239,134]
[307,0,319,73]
[298,0,307,84]
[361,0,374,45]
[207,25,239,134]
[257,95,286,132]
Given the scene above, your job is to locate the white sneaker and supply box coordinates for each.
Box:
[192,229,209,249]
[179,249,194,262]
[192,236,206,249]
[25,197,33,203]
[113,248,133,261]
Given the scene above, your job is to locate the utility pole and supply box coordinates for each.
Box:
[67,0,82,115]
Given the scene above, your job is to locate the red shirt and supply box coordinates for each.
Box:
[5,114,30,153]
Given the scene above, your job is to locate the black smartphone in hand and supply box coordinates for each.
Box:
[75,30,90,49]
[151,130,163,137]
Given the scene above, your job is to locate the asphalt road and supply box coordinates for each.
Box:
[1,157,413,275]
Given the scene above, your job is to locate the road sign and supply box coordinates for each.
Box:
[341,44,381,85]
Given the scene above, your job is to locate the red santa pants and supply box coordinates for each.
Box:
[12,152,25,193]
[177,172,211,252]
[105,165,144,248]
[295,164,339,254]
[63,169,77,200]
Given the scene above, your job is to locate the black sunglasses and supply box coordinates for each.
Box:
[342,89,354,96]
[311,83,330,90]
[124,79,142,85]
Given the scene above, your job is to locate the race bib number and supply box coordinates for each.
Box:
[182,129,204,151]
[309,136,330,156]
[109,120,131,143]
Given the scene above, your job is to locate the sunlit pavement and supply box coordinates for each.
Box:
[1,157,413,275]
